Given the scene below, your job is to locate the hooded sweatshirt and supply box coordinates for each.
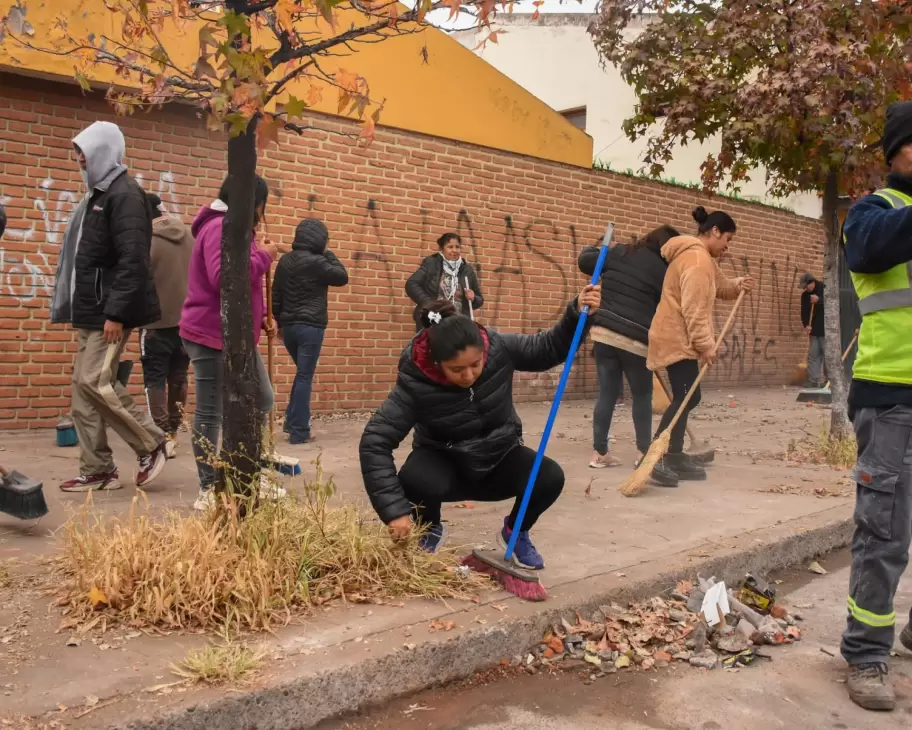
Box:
[647,235,740,371]
[179,202,273,350]
[51,121,129,324]
[146,215,194,330]
[272,218,349,329]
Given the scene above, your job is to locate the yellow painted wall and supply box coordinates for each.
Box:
[0,0,592,166]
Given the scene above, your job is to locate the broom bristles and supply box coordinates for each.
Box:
[620,430,671,497]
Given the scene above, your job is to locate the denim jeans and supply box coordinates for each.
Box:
[282,324,325,443]
[808,335,827,385]
[593,343,653,455]
[182,339,274,491]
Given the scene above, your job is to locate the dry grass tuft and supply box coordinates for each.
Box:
[172,640,265,683]
[55,461,486,632]
[786,426,856,469]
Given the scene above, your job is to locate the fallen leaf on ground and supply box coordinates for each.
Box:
[675,580,693,595]
[88,586,108,609]
[615,655,631,669]
[428,619,456,632]
[492,604,507,612]
[403,704,432,716]
[808,561,828,575]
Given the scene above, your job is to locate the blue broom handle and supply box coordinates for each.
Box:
[505,227,613,561]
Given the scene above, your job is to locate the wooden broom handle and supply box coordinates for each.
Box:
[264,268,276,444]
[663,290,747,436]
[822,329,860,389]
[806,300,816,352]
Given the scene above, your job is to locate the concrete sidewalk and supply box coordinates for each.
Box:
[0,387,855,729]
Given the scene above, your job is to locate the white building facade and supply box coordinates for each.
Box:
[453,13,821,218]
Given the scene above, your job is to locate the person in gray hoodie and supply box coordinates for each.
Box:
[139,194,194,458]
[50,121,168,493]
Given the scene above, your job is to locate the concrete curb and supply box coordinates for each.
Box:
[112,508,853,730]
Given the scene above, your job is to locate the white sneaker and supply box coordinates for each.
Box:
[164,437,177,460]
[589,450,622,469]
[193,489,216,512]
[258,475,288,502]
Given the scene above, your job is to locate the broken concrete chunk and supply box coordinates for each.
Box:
[688,651,720,670]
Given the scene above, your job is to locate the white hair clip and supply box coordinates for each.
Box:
[428,311,442,324]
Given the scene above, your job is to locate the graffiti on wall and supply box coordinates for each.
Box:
[0,173,806,388]
[713,253,804,379]
[0,171,184,304]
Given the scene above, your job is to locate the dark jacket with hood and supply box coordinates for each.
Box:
[272,219,349,330]
[405,253,483,324]
[578,239,668,344]
[51,121,159,330]
[799,280,825,338]
[147,214,194,330]
[359,300,584,523]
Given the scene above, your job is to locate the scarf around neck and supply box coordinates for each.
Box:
[439,253,463,305]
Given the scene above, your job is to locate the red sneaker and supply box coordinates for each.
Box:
[60,470,121,492]
[135,442,168,487]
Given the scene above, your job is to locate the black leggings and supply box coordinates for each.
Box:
[655,359,701,454]
[397,445,565,531]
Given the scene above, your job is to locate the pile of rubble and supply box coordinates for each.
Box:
[521,574,802,680]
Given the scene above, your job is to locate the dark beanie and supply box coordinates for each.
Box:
[146,193,163,219]
[883,101,912,163]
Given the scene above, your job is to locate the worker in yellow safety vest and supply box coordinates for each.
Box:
[840,100,912,712]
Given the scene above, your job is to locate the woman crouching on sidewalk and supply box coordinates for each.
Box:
[646,207,753,484]
[359,283,601,568]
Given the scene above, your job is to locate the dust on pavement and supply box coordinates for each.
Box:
[316,553,912,730]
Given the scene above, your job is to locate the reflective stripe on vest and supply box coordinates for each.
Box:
[854,189,912,316]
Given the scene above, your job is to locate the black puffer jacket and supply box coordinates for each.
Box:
[73,171,159,329]
[273,219,348,329]
[405,253,483,324]
[359,300,583,523]
[578,241,667,344]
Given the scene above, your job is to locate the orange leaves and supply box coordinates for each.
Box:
[335,67,370,118]
[257,115,282,151]
[275,0,310,38]
[443,0,463,21]
[473,29,505,51]
[88,586,109,610]
[306,83,324,107]
[171,0,189,32]
[531,0,544,21]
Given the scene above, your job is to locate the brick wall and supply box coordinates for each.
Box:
[0,74,824,430]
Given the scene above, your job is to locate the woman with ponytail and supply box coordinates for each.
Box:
[646,207,754,485]
[579,225,679,483]
[406,233,483,331]
[359,283,601,569]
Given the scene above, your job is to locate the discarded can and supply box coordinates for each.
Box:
[738,573,776,614]
[722,647,771,669]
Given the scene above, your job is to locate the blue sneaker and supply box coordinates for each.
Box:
[418,523,449,554]
[498,516,544,570]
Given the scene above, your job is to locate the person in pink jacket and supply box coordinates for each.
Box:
[180,175,280,511]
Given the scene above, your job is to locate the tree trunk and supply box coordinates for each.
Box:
[218,118,262,508]
[821,169,850,439]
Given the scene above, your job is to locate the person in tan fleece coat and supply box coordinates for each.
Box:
[646,207,754,483]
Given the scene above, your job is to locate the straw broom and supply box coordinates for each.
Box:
[790,300,815,386]
[620,290,746,497]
